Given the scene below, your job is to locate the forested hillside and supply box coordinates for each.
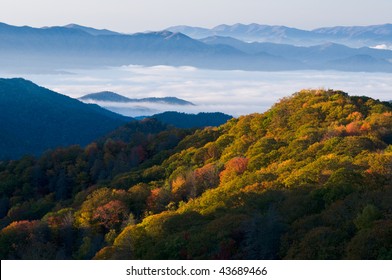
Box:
[0,78,131,159]
[0,89,391,260]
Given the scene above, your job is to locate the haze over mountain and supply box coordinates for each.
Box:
[1,22,392,72]
[0,78,132,159]
[0,22,273,72]
[79,91,194,105]
[78,92,232,128]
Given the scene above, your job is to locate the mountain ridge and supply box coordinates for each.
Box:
[167,23,392,47]
[200,36,392,71]
[63,24,121,36]
[2,22,392,72]
[0,78,132,159]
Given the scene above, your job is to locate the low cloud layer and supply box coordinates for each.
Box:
[2,65,392,117]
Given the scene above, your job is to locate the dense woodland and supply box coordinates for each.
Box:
[0,78,132,159]
[0,89,391,260]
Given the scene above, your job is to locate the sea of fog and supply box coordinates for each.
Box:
[2,65,392,117]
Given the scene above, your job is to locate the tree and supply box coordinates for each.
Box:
[92,200,129,231]
[146,188,171,214]
[74,187,129,231]
[220,157,249,184]
[354,204,382,230]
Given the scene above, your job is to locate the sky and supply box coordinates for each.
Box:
[1,0,392,33]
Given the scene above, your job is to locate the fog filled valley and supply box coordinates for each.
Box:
[2,66,392,117]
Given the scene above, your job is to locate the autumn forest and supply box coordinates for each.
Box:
[1,89,391,260]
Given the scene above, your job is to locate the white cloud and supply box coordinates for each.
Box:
[371,44,392,50]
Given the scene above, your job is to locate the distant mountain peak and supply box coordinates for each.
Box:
[164,32,193,41]
[63,23,121,36]
[64,23,86,28]
[79,91,132,102]
[212,24,231,30]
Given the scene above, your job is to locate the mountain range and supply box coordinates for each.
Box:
[2,22,392,72]
[200,37,392,72]
[167,23,392,48]
[0,22,250,72]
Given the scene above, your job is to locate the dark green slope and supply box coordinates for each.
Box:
[0,78,132,159]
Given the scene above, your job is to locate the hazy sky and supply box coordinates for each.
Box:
[1,0,392,33]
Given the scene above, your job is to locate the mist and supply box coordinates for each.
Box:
[2,65,392,117]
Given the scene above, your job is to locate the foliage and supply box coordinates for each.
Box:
[1,89,391,260]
